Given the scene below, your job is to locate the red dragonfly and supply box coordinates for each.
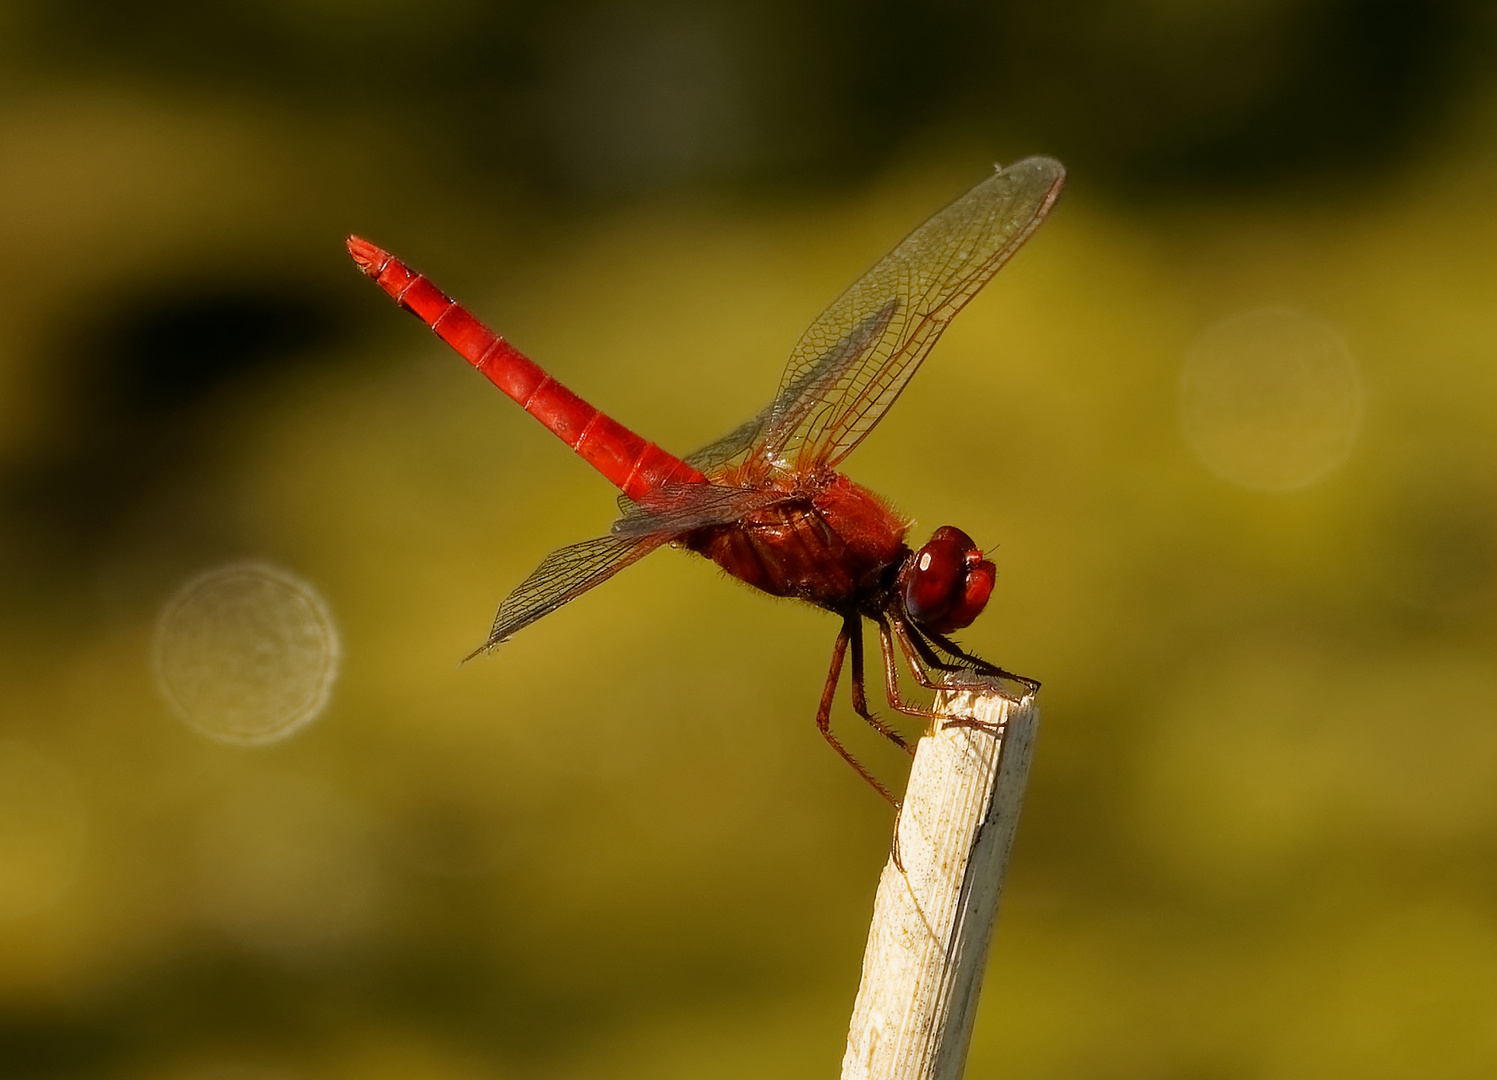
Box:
[349,157,1064,804]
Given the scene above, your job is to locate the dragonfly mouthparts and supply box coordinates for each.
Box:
[346,236,392,278]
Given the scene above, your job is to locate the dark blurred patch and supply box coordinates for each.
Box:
[0,1011,122,1078]
[0,948,321,1076]
[527,5,756,195]
[1098,0,1486,191]
[390,799,493,880]
[94,286,336,419]
[1367,445,1497,620]
[111,950,317,1054]
[0,277,346,587]
[0,940,643,1076]
[19,0,1495,199]
[0,914,676,1072]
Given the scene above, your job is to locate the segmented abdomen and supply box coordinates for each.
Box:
[348,237,703,503]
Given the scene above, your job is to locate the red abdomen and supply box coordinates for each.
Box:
[347,237,703,502]
[685,473,911,611]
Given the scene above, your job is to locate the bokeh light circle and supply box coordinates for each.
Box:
[0,742,86,920]
[153,563,340,746]
[1179,308,1363,491]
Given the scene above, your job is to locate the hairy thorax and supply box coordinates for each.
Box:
[682,469,912,612]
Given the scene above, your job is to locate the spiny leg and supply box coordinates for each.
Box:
[848,616,915,756]
[888,615,962,690]
[871,615,953,727]
[889,616,1023,736]
[894,614,1037,698]
[924,626,1041,697]
[881,615,989,733]
[817,618,900,807]
[854,619,913,872]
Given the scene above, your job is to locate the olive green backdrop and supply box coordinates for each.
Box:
[2,1,1496,1077]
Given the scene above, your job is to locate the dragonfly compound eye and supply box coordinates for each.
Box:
[901,526,996,633]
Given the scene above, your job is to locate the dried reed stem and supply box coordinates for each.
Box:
[841,686,1039,1080]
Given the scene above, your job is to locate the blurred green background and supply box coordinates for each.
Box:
[3,1,1497,1077]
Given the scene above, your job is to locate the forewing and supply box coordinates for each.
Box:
[464,534,665,659]
[761,157,1065,470]
[681,302,895,475]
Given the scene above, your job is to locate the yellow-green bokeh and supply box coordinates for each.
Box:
[3,8,1497,1077]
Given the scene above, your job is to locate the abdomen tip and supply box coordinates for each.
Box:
[346,235,390,277]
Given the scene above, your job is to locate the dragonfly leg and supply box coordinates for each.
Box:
[924,627,1041,698]
[818,618,901,808]
[867,615,951,735]
[887,616,1026,734]
[849,617,915,756]
[848,623,912,869]
[887,616,962,689]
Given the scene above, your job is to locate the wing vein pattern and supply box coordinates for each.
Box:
[759,157,1065,470]
[467,533,667,658]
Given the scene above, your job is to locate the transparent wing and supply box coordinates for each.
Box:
[678,302,896,475]
[682,412,770,473]
[610,481,785,539]
[464,533,666,659]
[756,157,1065,470]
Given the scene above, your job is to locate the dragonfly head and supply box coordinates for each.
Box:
[898,525,996,634]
